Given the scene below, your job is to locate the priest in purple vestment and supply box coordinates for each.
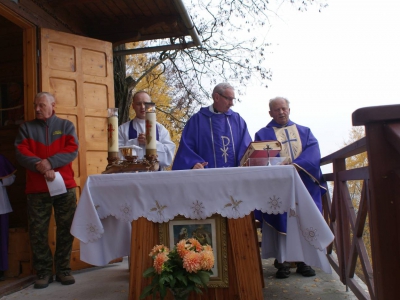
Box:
[254,96,327,279]
[172,83,252,170]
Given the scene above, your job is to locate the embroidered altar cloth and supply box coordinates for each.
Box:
[71,166,334,271]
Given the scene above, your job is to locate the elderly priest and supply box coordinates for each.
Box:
[172,83,251,170]
[254,96,327,279]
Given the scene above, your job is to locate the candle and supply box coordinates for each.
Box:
[107,108,119,153]
[145,102,157,157]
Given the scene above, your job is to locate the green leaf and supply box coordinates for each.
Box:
[188,274,202,285]
[142,267,156,277]
[139,285,153,299]
[197,270,211,285]
[160,285,167,299]
[194,286,203,294]
[170,277,176,287]
[179,274,188,286]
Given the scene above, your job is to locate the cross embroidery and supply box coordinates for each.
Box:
[107,123,114,139]
[281,128,297,161]
[145,120,152,132]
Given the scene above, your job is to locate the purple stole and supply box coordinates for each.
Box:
[128,120,160,141]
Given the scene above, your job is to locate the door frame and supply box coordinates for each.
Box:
[0,3,37,295]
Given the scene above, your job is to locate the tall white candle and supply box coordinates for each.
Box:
[107,108,118,152]
[108,115,118,152]
[145,112,156,151]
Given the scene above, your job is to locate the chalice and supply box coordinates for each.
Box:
[119,146,137,162]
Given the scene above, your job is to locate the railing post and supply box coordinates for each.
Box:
[353,104,400,300]
[332,157,350,284]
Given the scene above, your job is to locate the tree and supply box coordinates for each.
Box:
[345,126,368,209]
[122,42,191,147]
[114,0,328,125]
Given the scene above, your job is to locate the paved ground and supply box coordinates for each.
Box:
[261,259,360,300]
[0,257,364,300]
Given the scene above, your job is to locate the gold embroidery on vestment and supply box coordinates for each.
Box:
[273,125,302,162]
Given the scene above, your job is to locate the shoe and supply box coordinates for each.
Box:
[56,271,75,285]
[296,262,316,277]
[276,266,291,279]
[34,274,53,289]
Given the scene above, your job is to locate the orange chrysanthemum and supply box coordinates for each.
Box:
[188,238,202,252]
[203,245,212,252]
[183,251,202,273]
[176,239,190,258]
[149,244,169,257]
[153,252,169,274]
[200,250,215,270]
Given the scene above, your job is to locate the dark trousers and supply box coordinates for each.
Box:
[27,188,77,275]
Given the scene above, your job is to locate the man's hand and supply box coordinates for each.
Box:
[192,162,208,169]
[35,159,52,174]
[44,170,56,182]
[138,133,146,146]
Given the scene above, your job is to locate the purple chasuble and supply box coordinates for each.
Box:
[253,120,326,233]
[0,154,16,179]
[172,107,251,170]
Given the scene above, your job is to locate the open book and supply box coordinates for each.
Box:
[240,140,287,166]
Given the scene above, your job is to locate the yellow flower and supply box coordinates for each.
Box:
[200,250,215,270]
[183,251,202,273]
[153,252,169,274]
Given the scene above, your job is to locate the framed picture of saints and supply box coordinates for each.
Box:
[159,214,228,288]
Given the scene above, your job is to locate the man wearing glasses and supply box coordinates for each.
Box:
[172,83,251,170]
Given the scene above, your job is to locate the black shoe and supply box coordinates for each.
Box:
[276,266,291,279]
[296,262,316,277]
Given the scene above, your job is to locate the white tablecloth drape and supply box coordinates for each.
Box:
[71,166,334,272]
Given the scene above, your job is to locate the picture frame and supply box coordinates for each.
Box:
[159,214,229,288]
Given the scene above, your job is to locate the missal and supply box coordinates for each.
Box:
[240,140,286,166]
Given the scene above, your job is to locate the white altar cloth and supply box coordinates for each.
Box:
[71,166,334,272]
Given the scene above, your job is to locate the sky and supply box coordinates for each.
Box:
[233,0,400,166]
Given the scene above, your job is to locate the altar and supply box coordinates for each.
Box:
[71,165,334,299]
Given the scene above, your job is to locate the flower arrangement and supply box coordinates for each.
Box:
[140,238,214,300]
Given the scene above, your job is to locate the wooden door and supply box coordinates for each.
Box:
[40,28,115,270]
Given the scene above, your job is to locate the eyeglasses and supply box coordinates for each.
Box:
[217,93,235,102]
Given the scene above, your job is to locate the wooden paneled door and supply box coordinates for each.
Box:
[40,28,115,270]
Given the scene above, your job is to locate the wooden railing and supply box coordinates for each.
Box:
[320,104,400,300]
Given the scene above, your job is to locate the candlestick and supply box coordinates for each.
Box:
[145,102,157,157]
